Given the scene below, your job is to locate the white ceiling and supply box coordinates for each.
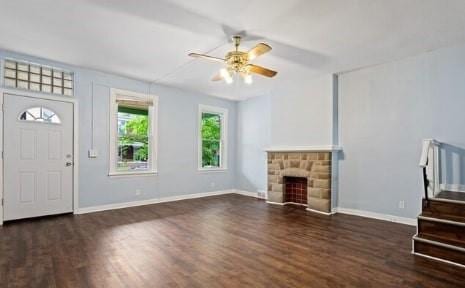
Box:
[1,0,465,100]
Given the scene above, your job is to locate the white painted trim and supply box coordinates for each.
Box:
[109,88,159,176]
[433,144,440,194]
[413,235,465,252]
[335,207,417,226]
[419,139,439,167]
[430,197,465,205]
[76,189,238,214]
[266,201,309,207]
[419,139,441,196]
[108,171,158,178]
[413,252,465,269]
[264,145,342,152]
[418,215,465,226]
[440,184,465,193]
[306,208,335,215]
[0,87,77,104]
[73,99,79,214]
[198,104,228,171]
[197,167,228,173]
[234,190,260,198]
[0,87,3,225]
[266,201,285,206]
[0,88,79,225]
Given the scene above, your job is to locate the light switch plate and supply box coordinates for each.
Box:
[88,149,98,158]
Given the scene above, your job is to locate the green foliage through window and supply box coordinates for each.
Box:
[201,112,221,167]
[117,106,149,171]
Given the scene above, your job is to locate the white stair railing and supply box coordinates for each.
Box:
[419,139,441,199]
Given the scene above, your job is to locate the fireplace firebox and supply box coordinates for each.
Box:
[284,176,308,205]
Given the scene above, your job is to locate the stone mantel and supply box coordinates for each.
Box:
[265,145,342,153]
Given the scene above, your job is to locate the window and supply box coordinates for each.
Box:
[109,89,158,176]
[198,105,228,170]
[3,59,73,96]
[19,107,61,124]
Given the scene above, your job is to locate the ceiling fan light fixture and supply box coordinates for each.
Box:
[220,68,233,84]
[189,36,276,85]
[220,68,230,78]
[244,74,253,85]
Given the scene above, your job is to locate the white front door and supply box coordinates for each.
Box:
[3,94,74,221]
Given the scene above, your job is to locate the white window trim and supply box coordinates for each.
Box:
[198,104,228,171]
[109,88,158,177]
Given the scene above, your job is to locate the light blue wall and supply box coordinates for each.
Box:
[236,95,271,193]
[270,74,334,146]
[235,74,337,195]
[0,49,237,208]
[338,43,465,219]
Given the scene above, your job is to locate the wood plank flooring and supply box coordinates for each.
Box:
[0,194,464,287]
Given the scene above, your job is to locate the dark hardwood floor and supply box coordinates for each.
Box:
[0,194,464,288]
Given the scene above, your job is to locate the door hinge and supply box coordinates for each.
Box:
[1,199,3,206]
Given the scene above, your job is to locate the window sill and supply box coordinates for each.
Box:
[108,171,158,178]
[198,167,228,173]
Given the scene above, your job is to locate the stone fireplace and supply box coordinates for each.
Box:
[267,150,333,214]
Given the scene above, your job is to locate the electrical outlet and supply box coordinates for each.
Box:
[398,200,405,209]
[210,182,216,188]
[135,189,142,196]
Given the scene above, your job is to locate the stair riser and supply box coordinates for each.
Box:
[414,240,465,266]
[418,219,465,245]
[423,199,465,219]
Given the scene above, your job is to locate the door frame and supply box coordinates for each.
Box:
[0,88,79,225]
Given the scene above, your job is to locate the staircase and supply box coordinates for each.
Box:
[412,139,465,267]
[413,194,465,266]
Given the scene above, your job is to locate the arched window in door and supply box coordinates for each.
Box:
[18,107,61,124]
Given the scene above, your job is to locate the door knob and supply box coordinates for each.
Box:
[65,161,73,167]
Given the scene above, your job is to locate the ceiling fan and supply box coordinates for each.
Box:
[188,35,277,84]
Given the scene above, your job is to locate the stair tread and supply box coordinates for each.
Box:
[416,233,465,249]
[434,191,465,202]
[420,212,465,224]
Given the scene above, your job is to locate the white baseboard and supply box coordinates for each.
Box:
[76,189,236,214]
[234,190,260,198]
[440,184,465,193]
[266,201,285,205]
[335,207,417,226]
[306,208,335,216]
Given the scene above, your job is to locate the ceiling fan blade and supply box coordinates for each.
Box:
[248,43,272,60]
[189,53,225,63]
[211,73,223,81]
[246,64,277,78]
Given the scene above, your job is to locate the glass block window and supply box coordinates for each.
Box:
[3,59,74,96]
